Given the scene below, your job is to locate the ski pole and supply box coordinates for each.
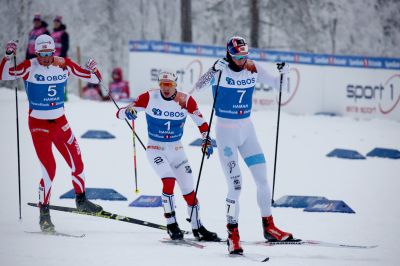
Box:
[271,66,285,204]
[94,72,146,151]
[132,120,139,194]
[187,70,222,223]
[13,50,22,220]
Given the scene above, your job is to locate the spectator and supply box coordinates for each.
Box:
[51,16,69,57]
[82,82,105,101]
[109,67,130,100]
[26,14,50,60]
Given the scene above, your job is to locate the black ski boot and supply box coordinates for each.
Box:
[167,222,184,240]
[75,192,103,213]
[39,204,55,232]
[193,225,221,241]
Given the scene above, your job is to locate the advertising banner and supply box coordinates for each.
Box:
[129,40,400,121]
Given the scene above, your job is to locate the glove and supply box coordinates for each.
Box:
[5,40,17,59]
[201,135,214,159]
[124,106,137,120]
[277,62,290,75]
[212,58,228,72]
[86,58,98,73]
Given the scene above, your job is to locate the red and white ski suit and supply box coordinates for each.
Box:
[0,56,101,205]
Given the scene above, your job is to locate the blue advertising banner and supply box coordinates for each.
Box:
[129,40,400,70]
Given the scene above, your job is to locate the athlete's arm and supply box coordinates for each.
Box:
[116,91,149,119]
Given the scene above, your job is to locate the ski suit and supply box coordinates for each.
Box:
[117,89,209,229]
[0,56,101,205]
[195,60,287,224]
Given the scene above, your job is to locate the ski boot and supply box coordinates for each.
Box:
[227,223,243,254]
[193,225,221,241]
[167,222,184,240]
[39,204,55,232]
[75,192,103,213]
[262,215,293,241]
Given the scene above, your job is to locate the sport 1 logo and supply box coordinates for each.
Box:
[346,74,400,115]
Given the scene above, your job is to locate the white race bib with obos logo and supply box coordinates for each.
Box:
[213,68,258,119]
[24,64,68,111]
[145,90,188,142]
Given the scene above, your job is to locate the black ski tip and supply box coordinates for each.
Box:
[261,257,270,262]
[265,237,302,243]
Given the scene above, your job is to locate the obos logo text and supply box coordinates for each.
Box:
[35,74,67,82]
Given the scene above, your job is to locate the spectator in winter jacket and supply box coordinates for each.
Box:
[51,16,69,57]
[82,82,105,101]
[26,14,50,60]
[108,67,130,100]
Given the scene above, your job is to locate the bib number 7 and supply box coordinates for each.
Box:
[237,90,246,104]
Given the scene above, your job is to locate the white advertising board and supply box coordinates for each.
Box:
[129,41,400,121]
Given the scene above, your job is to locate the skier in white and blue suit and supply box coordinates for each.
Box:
[195,36,293,254]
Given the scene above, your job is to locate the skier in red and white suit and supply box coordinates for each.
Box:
[117,70,220,241]
[0,35,103,232]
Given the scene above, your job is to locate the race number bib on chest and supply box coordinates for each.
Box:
[145,91,188,142]
[25,82,66,110]
[213,69,257,119]
[24,65,68,111]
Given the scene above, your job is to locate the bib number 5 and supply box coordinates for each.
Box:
[48,85,57,97]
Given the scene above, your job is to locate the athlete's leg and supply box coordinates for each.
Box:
[146,146,178,224]
[239,122,292,241]
[238,122,271,217]
[171,146,219,240]
[216,123,242,224]
[170,148,201,228]
[29,117,56,206]
[52,117,85,194]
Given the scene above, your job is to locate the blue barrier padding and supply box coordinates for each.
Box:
[189,138,218,147]
[314,112,338,117]
[366,147,400,159]
[304,199,355,213]
[326,149,366,159]
[273,195,328,208]
[60,188,127,201]
[129,195,162,207]
[81,130,115,139]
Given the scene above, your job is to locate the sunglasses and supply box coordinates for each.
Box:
[37,51,54,57]
[159,81,176,88]
[232,54,248,60]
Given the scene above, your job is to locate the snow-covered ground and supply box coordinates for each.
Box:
[0,87,399,266]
